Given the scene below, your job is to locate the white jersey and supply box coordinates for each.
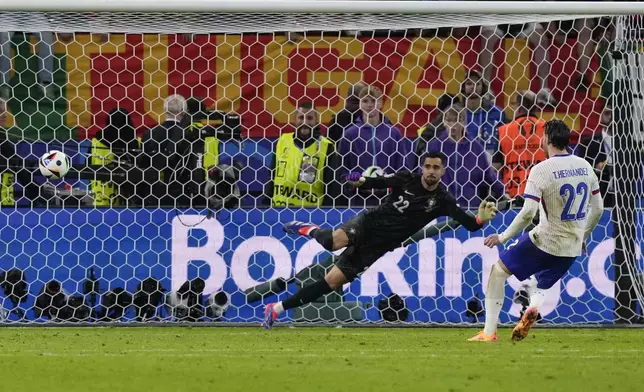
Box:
[523,153,600,257]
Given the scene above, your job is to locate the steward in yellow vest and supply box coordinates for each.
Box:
[0,101,16,207]
[268,103,341,208]
[90,108,139,207]
[0,136,15,207]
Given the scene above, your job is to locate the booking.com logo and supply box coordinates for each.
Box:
[170,215,633,318]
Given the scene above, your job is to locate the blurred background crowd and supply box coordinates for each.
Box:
[0,15,625,211]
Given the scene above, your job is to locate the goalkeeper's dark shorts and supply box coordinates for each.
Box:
[339,213,400,249]
[334,245,388,283]
[336,214,393,282]
[335,213,402,282]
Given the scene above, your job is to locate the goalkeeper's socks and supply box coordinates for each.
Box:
[281,279,333,311]
[483,263,511,336]
[273,302,285,315]
[310,228,334,251]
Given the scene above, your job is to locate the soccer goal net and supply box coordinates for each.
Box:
[0,1,641,326]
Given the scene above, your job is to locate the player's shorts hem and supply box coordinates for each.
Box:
[500,233,576,290]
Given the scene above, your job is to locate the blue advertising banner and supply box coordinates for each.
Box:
[0,208,631,324]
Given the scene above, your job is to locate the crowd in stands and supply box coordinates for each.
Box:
[0,17,625,211]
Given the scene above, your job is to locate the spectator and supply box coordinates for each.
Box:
[266,102,340,208]
[426,103,505,208]
[326,82,367,142]
[338,85,409,206]
[460,70,507,154]
[0,30,56,100]
[415,93,460,157]
[0,98,35,205]
[90,108,139,206]
[479,23,557,106]
[576,104,614,207]
[138,94,188,207]
[494,91,547,198]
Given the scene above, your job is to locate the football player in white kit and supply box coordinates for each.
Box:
[469,119,604,342]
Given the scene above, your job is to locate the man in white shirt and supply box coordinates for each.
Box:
[468,119,604,342]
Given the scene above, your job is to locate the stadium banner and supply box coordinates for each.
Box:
[3,34,604,141]
[0,208,624,324]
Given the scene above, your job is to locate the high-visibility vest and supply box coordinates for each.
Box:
[189,122,220,170]
[272,133,331,208]
[499,116,546,197]
[0,172,14,206]
[90,138,120,207]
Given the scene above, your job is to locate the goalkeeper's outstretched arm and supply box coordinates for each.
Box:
[345,171,410,190]
[402,219,461,247]
[402,198,526,246]
[447,200,498,232]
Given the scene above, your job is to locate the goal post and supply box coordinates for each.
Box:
[0,1,642,326]
[610,15,644,323]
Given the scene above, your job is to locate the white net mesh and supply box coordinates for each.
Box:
[0,12,600,34]
[0,7,642,325]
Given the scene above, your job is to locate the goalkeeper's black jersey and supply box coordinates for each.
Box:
[356,171,483,248]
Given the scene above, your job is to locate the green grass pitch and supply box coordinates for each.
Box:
[1,327,642,392]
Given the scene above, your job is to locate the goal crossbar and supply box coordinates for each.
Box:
[2,0,644,15]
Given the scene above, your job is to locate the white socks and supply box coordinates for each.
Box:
[483,263,511,336]
[273,302,285,315]
[525,276,546,310]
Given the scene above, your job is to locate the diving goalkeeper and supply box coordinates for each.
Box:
[262,151,499,329]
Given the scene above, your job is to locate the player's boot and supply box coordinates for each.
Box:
[511,307,539,341]
[467,331,498,342]
[283,221,319,236]
[262,303,278,330]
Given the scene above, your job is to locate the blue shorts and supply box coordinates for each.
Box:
[500,233,576,290]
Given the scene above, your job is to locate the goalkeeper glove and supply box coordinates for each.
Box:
[345,172,366,187]
[476,201,498,225]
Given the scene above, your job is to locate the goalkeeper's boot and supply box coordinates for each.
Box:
[262,303,279,330]
[511,307,539,341]
[467,331,497,342]
[283,221,319,236]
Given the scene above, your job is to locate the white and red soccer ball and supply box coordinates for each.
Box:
[39,150,70,180]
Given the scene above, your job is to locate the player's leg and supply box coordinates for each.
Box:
[283,221,349,251]
[308,227,349,251]
[262,254,354,329]
[511,257,575,341]
[284,214,363,251]
[244,255,337,303]
[264,266,348,327]
[264,266,347,329]
[263,246,376,329]
[467,259,512,342]
[468,233,536,342]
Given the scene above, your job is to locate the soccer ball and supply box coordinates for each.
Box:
[206,291,230,320]
[362,166,385,178]
[39,150,70,180]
